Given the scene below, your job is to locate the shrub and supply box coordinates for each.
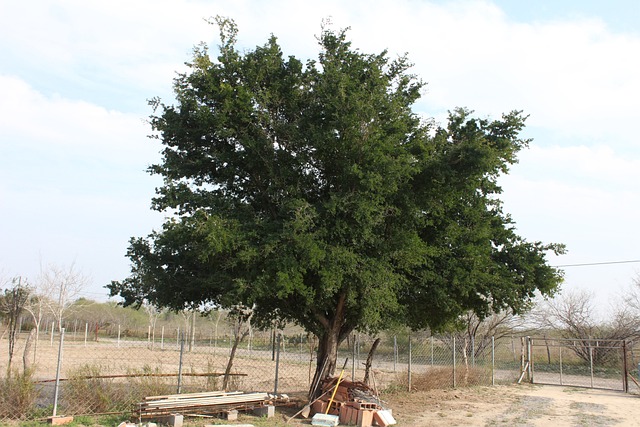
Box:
[0,368,38,419]
[62,364,127,414]
[127,365,174,400]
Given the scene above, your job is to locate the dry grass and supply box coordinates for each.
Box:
[390,366,487,392]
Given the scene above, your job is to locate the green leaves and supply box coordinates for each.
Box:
[109,20,563,345]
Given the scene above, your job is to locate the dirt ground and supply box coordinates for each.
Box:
[380,384,640,427]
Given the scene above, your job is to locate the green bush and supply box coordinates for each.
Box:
[0,368,38,420]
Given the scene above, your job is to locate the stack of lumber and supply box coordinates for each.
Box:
[136,390,276,419]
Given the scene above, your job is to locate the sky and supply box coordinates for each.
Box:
[1,0,639,316]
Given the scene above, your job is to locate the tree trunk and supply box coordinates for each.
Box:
[223,318,250,391]
[363,338,381,385]
[310,289,353,397]
[23,328,35,373]
[222,332,242,391]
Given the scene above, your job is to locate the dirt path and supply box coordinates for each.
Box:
[384,384,640,426]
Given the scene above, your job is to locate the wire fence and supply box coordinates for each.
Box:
[525,337,634,391]
[2,329,638,422]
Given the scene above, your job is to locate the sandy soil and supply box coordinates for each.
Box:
[383,384,640,427]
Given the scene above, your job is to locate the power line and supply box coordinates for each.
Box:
[553,260,640,268]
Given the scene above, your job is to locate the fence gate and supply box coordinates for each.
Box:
[520,337,630,392]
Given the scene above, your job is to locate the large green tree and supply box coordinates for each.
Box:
[109,19,564,380]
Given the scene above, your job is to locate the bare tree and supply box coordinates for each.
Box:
[40,263,89,333]
[143,301,161,349]
[456,309,535,358]
[22,274,53,362]
[533,290,640,363]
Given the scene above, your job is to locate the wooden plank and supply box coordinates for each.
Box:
[142,392,268,405]
[145,390,244,400]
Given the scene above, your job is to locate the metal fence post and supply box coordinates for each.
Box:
[274,333,281,395]
[352,335,356,380]
[408,334,412,392]
[491,336,495,386]
[452,336,456,388]
[527,336,533,383]
[589,345,594,388]
[623,340,629,393]
[177,333,185,394]
[52,328,65,418]
[393,336,397,372]
[559,345,563,385]
[431,335,434,366]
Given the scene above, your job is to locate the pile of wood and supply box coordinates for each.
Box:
[311,379,396,427]
[135,390,287,419]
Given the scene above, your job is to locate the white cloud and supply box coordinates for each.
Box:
[499,144,640,306]
[2,0,639,305]
[0,76,163,296]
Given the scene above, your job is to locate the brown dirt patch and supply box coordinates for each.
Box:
[382,384,639,426]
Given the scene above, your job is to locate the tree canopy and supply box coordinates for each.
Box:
[108,18,564,378]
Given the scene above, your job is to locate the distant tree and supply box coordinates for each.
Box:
[0,277,31,375]
[40,263,88,333]
[455,309,533,359]
[533,290,640,363]
[108,18,565,383]
[22,281,49,362]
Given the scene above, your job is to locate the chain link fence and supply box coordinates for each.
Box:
[524,337,635,391]
[6,327,634,422]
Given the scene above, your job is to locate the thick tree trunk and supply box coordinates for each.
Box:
[310,290,354,398]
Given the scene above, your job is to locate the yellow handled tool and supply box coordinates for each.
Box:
[325,358,349,414]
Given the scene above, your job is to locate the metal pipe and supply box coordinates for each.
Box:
[431,335,434,366]
[589,346,594,388]
[623,340,628,393]
[352,334,356,380]
[408,334,412,391]
[559,346,563,385]
[527,337,532,383]
[177,333,185,394]
[491,336,495,386]
[52,328,65,417]
[453,336,456,388]
[393,336,397,372]
[274,333,281,395]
